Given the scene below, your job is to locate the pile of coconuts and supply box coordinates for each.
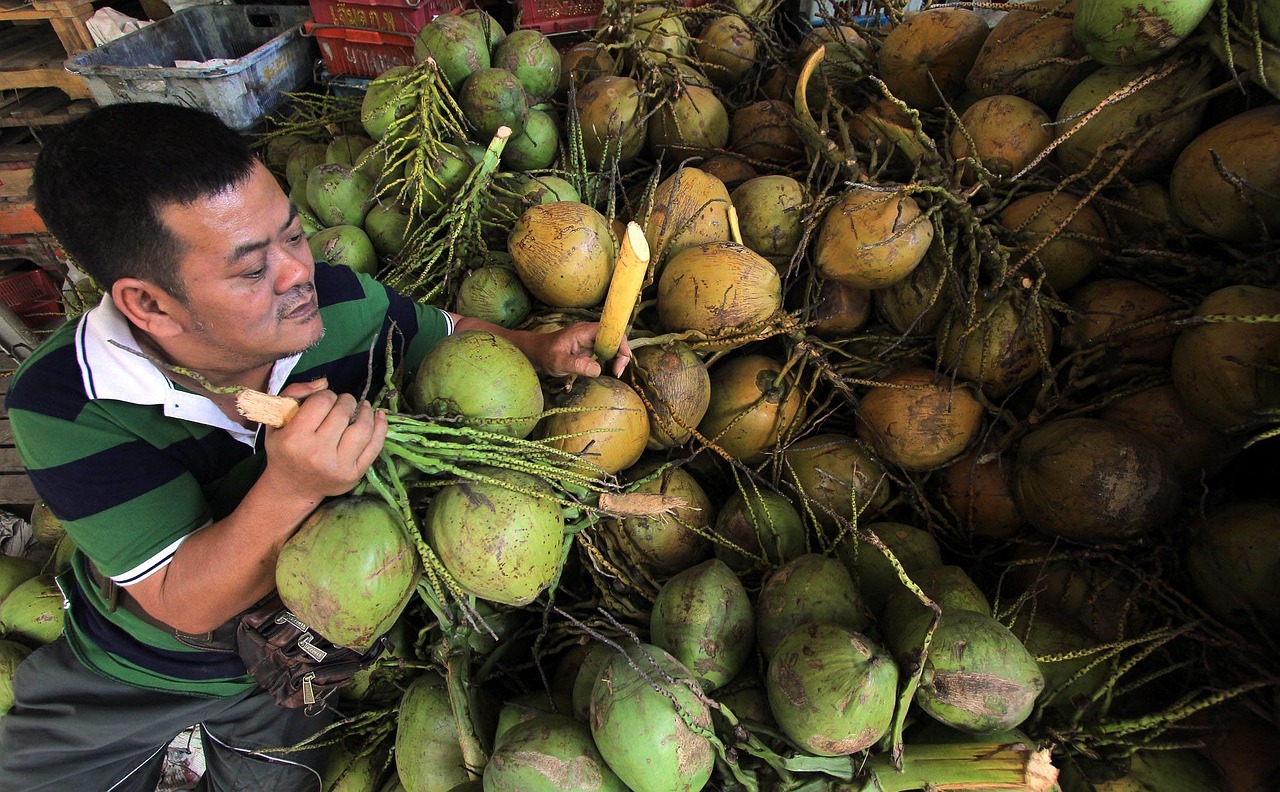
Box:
[246,1,1280,790]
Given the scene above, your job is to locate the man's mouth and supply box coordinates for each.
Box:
[279,284,319,321]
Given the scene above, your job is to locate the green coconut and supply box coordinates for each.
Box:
[408,329,543,439]
[30,501,65,546]
[1013,418,1182,544]
[589,644,714,792]
[353,142,388,182]
[1073,0,1215,66]
[425,468,564,607]
[1054,63,1209,179]
[517,175,580,205]
[695,14,758,87]
[575,76,646,168]
[606,460,714,576]
[1184,500,1280,632]
[491,29,560,103]
[571,643,615,723]
[361,65,416,141]
[632,342,711,450]
[646,84,730,159]
[1007,610,1111,716]
[501,108,559,171]
[413,14,489,92]
[936,290,1052,398]
[780,433,891,527]
[882,564,992,658]
[308,224,378,276]
[50,535,76,575]
[321,742,384,792]
[460,7,504,51]
[0,554,40,602]
[650,558,754,691]
[326,133,374,167]
[766,623,899,756]
[0,575,64,646]
[395,675,472,792]
[893,609,1045,734]
[836,522,942,615]
[633,6,690,66]
[362,201,411,258]
[756,553,870,660]
[730,175,806,264]
[276,497,419,650]
[493,690,567,747]
[712,488,806,576]
[485,714,626,792]
[418,142,474,217]
[0,638,30,714]
[306,163,373,228]
[458,68,529,140]
[285,142,328,190]
[453,266,531,328]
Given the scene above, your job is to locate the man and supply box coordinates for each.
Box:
[0,102,629,791]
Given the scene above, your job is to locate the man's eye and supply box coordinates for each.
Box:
[244,267,266,280]
[287,231,306,245]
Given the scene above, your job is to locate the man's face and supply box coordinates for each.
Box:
[156,161,323,374]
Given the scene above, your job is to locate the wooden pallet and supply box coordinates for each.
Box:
[0,131,44,235]
[0,23,92,99]
[0,0,96,54]
[0,86,93,126]
[0,365,40,508]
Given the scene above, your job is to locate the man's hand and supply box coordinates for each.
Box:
[452,315,632,378]
[260,378,388,503]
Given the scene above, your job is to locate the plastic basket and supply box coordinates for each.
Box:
[518,0,602,36]
[307,22,417,77]
[307,0,468,36]
[64,5,315,131]
[0,269,61,325]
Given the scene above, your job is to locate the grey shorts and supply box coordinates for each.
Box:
[0,637,334,792]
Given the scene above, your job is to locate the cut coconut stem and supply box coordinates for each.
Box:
[859,741,1058,792]
[728,205,744,245]
[235,390,301,428]
[594,221,651,362]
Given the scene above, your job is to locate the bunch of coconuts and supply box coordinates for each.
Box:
[253,1,1280,790]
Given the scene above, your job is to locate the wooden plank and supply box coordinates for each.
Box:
[0,87,91,126]
[0,446,27,472]
[0,473,38,506]
[48,14,95,54]
[0,163,33,201]
[0,203,46,234]
[0,420,12,445]
[0,68,91,100]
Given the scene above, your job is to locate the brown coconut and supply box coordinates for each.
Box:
[938,446,1022,540]
[731,100,803,164]
[1100,384,1237,487]
[539,376,649,475]
[698,154,759,190]
[699,354,806,464]
[1171,285,1280,431]
[1170,104,1280,242]
[608,460,714,575]
[558,42,614,96]
[878,6,990,109]
[965,9,1096,113]
[632,342,712,450]
[816,187,934,289]
[1013,417,1182,544]
[1060,277,1178,363]
[508,201,615,309]
[937,290,1053,398]
[780,433,891,526]
[642,167,732,268]
[998,191,1108,292]
[950,95,1053,184]
[856,367,984,472]
[808,279,872,339]
[657,242,783,340]
[876,251,951,336]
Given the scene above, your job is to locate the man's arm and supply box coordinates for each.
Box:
[123,379,386,633]
[450,314,632,378]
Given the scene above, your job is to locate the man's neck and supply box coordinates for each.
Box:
[129,326,273,418]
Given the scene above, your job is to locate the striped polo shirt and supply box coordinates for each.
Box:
[5,261,451,696]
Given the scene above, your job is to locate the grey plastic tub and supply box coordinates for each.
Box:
[65,5,315,130]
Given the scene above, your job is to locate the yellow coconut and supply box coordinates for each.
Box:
[539,376,649,475]
[632,342,712,450]
[949,95,1053,184]
[575,75,646,168]
[878,6,990,109]
[647,84,730,160]
[730,175,806,264]
[816,187,934,289]
[657,242,782,341]
[508,201,615,309]
[699,354,806,464]
[731,100,803,164]
[965,9,1096,113]
[998,191,1108,292]
[695,13,758,88]
[856,367,984,471]
[642,167,732,267]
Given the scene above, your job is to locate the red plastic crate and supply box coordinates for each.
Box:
[518,0,601,36]
[308,22,418,78]
[0,268,61,325]
[307,0,469,36]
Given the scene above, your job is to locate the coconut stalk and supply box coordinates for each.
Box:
[594,221,651,362]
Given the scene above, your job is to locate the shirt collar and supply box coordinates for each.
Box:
[74,294,303,447]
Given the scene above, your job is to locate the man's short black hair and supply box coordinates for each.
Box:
[34,102,259,300]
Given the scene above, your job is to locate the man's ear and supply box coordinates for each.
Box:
[112,278,186,338]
